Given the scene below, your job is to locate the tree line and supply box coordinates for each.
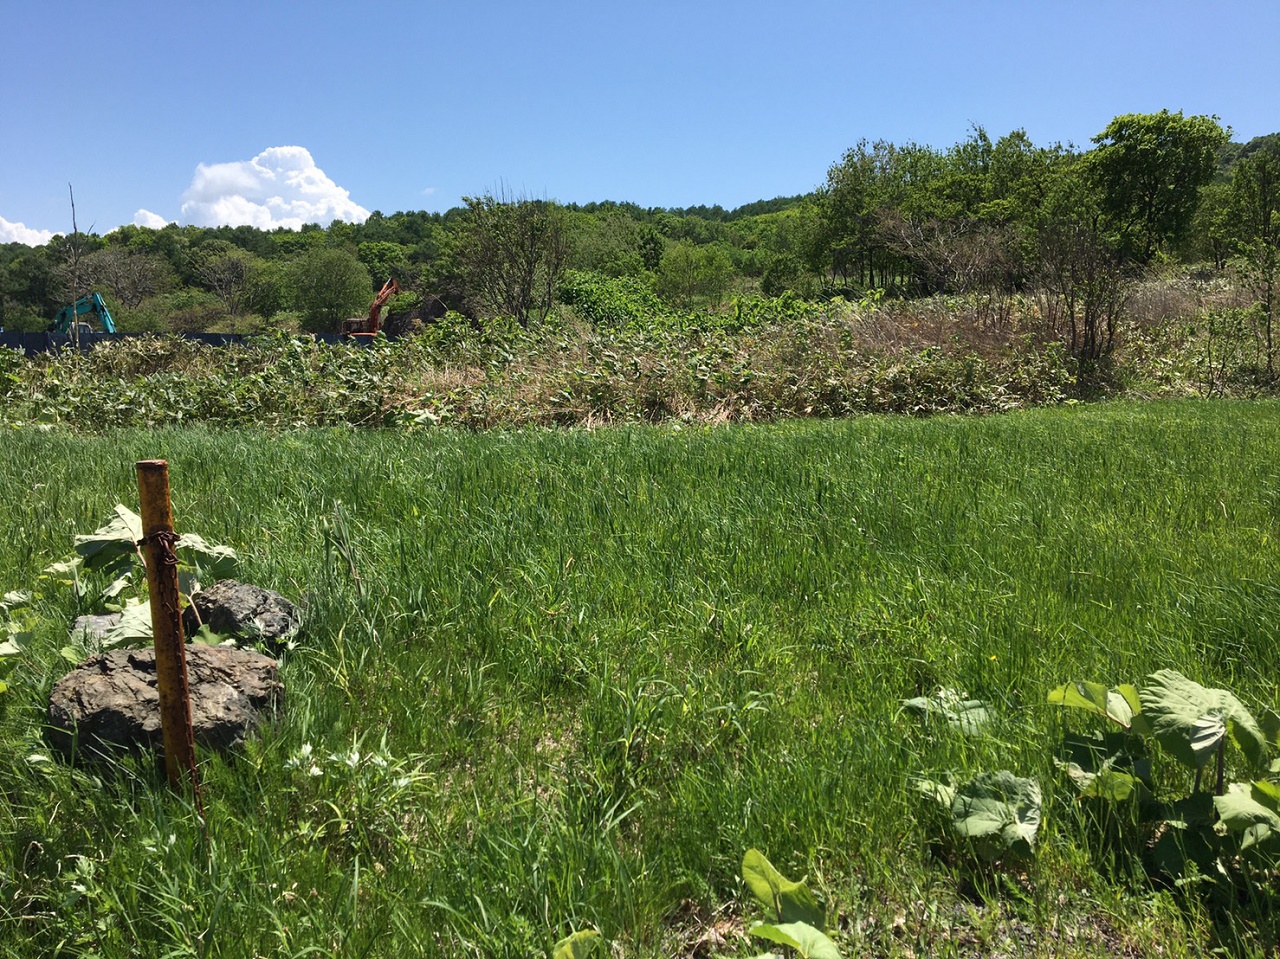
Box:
[2,111,1277,366]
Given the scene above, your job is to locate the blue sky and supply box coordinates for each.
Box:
[2,0,1276,243]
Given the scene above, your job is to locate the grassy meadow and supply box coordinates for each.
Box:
[2,400,1279,956]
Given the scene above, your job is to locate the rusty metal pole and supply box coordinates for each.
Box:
[136,460,199,792]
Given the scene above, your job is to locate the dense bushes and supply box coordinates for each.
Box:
[0,304,1072,432]
[557,270,664,328]
[6,272,1277,434]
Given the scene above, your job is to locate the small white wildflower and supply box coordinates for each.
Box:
[285,743,317,772]
[308,764,323,777]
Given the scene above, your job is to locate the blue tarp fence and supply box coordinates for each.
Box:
[0,332,350,357]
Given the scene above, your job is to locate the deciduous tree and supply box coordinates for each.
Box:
[194,243,258,317]
[657,240,734,308]
[1231,146,1280,373]
[455,191,570,326]
[1088,110,1229,261]
[83,247,172,308]
[288,247,371,334]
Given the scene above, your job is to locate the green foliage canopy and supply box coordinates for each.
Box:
[1088,110,1229,261]
[289,247,372,334]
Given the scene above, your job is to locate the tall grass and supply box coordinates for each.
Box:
[1,401,1277,956]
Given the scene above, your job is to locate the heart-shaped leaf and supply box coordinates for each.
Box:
[73,505,143,571]
[742,849,824,929]
[902,688,990,735]
[915,775,958,809]
[1215,782,1280,850]
[1139,670,1267,771]
[1048,681,1143,730]
[749,921,842,959]
[176,534,239,579]
[552,929,601,959]
[1,590,32,612]
[1057,730,1153,791]
[102,600,154,648]
[950,771,1041,858]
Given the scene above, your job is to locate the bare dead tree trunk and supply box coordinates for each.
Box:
[68,184,82,349]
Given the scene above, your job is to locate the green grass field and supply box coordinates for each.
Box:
[2,400,1279,957]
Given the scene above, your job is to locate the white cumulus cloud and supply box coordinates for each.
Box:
[133,209,172,229]
[0,215,56,246]
[180,146,370,230]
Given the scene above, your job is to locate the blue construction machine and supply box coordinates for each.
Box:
[51,293,118,335]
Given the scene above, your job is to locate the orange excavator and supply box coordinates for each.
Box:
[340,278,399,340]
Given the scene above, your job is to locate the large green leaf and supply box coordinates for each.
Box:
[102,571,134,600]
[0,634,25,658]
[1142,792,1224,879]
[1080,769,1146,802]
[1057,753,1148,802]
[749,921,842,959]
[950,771,1041,858]
[2,612,32,692]
[1159,791,1217,829]
[176,534,239,579]
[552,929,601,959]
[1139,670,1268,771]
[1,613,36,656]
[73,505,143,571]
[43,556,83,581]
[915,775,957,810]
[741,849,824,929]
[1260,707,1280,749]
[1215,782,1280,851]
[0,590,32,612]
[1148,822,1223,880]
[1047,681,1145,731]
[1056,729,1153,796]
[102,600,153,648]
[902,688,990,735]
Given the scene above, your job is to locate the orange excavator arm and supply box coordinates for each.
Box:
[366,278,400,334]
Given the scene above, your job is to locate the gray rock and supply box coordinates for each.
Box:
[184,579,301,652]
[47,644,283,759]
[69,613,123,644]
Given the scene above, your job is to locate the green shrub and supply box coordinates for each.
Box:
[266,310,304,334]
[125,289,226,334]
[0,304,47,333]
[558,269,663,328]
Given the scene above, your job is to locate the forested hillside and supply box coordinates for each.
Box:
[2,111,1277,374]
